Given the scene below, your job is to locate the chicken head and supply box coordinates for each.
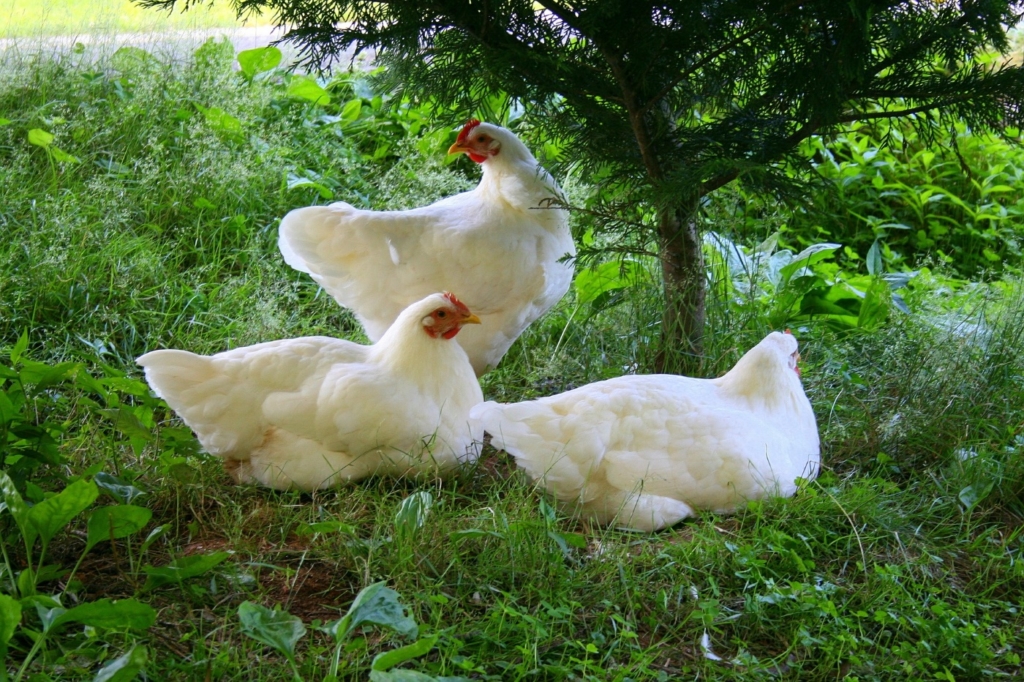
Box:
[448,119,501,163]
[422,292,482,339]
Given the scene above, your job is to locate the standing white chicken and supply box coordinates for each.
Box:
[471,332,820,532]
[278,120,575,376]
[137,293,484,491]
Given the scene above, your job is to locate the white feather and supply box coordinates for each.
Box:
[139,293,484,491]
[277,122,575,376]
[470,332,820,531]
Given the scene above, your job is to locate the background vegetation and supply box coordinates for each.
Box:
[1,0,257,39]
[1,24,1023,682]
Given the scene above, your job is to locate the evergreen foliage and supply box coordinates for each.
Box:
[137,0,1024,368]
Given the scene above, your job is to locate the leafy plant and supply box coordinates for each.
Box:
[142,551,231,591]
[238,601,307,680]
[784,121,1024,277]
[705,232,911,331]
[237,581,447,681]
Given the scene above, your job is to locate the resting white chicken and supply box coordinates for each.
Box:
[278,120,575,376]
[471,332,820,532]
[137,293,484,491]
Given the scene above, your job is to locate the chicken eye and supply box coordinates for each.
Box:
[437,310,447,318]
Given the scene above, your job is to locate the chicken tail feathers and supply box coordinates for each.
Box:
[278,206,321,274]
[137,349,259,458]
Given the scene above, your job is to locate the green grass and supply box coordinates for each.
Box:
[1,0,261,39]
[1,43,1023,681]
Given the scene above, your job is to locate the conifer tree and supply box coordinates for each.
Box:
[143,0,1024,369]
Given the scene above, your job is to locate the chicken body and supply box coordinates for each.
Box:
[471,332,820,531]
[278,121,575,376]
[138,294,484,491]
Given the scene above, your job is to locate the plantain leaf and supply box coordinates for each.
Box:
[372,634,439,671]
[86,505,152,552]
[27,128,54,148]
[143,551,230,590]
[50,598,155,633]
[325,582,418,641]
[238,601,306,657]
[237,46,282,79]
[287,75,331,105]
[93,645,148,682]
[26,478,98,548]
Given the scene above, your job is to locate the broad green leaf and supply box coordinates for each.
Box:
[237,46,282,79]
[286,172,334,199]
[238,601,306,657]
[287,75,331,105]
[18,594,62,610]
[959,482,994,510]
[1,469,41,553]
[199,107,243,137]
[0,390,16,425]
[394,491,433,538]
[11,331,29,363]
[778,243,840,281]
[372,634,439,671]
[296,520,357,535]
[0,593,22,647]
[37,604,66,632]
[98,407,152,441]
[856,278,890,330]
[369,671,434,682]
[27,128,54,148]
[74,370,109,401]
[93,645,148,682]
[0,117,10,126]
[110,46,159,72]
[22,360,81,393]
[50,145,81,164]
[94,472,146,504]
[866,239,883,276]
[143,551,230,590]
[26,478,98,547]
[327,582,418,641]
[50,598,155,633]
[86,505,153,552]
[340,98,362,122]
[574,260,644,305]
[370,671,470,682]
[140,524,168,554]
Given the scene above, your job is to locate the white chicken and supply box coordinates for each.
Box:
[278,120,575,376]
[471,332,820,532]
[137,293,484,491]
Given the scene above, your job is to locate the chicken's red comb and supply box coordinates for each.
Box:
[456,119,482,145]
[784,329,793,335]
[443,291,471,314]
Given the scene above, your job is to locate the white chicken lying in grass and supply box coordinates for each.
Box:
[138,293,484,491]
[471,332,820,532]
[278,120,575,376]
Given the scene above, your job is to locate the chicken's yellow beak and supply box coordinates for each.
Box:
[463,313,482,325]
[448,142,469,155]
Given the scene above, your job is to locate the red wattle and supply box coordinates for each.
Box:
[468,153,487,164]
[442,326,461,339]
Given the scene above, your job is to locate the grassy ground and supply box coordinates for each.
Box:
[1,41,1023,681]
[1,0,259,39]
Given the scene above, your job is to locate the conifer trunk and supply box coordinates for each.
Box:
[655,194,705,374]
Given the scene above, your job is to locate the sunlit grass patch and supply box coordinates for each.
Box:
[1,0,264,39]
